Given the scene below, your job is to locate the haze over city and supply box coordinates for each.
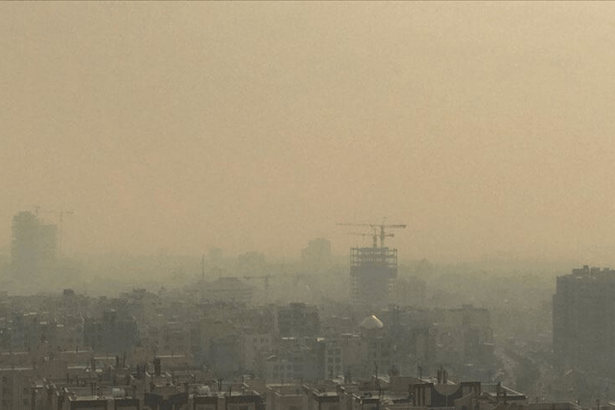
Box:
[2,2,615,263]
[5,3,615,410]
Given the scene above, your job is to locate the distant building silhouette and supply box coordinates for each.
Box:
[553,265,615,376]
[10,211,57,278]
[203,277,254,304]
[238,251,266,273]
[391,276,426,307]
[277,302,320,337]
[301,238,332,266]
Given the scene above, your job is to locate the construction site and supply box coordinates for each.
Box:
[339,221,406,310]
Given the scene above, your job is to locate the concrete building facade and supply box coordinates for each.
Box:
[553,266,615,375]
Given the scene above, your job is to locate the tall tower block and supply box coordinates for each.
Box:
[339,221,405,309]
[11,211,58,278]
[350,245,398,308]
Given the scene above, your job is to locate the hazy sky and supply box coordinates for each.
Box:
[2,2,615,263]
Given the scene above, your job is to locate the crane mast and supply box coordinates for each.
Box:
[347,229,394,248]
[337,221,406,248]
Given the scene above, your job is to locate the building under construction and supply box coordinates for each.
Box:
[350,246,398,307]
[340,222,405,309]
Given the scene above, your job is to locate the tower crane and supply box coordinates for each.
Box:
[347,230,394,248]
[338,220,406,248]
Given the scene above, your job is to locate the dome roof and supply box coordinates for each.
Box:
[359,315,384,330]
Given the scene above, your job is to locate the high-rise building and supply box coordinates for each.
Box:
[553,265,615,375]
[341,222,405,310]
[10,211,58,278]
[350,246,397,309]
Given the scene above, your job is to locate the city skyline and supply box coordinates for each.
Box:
[0,3,612,405]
